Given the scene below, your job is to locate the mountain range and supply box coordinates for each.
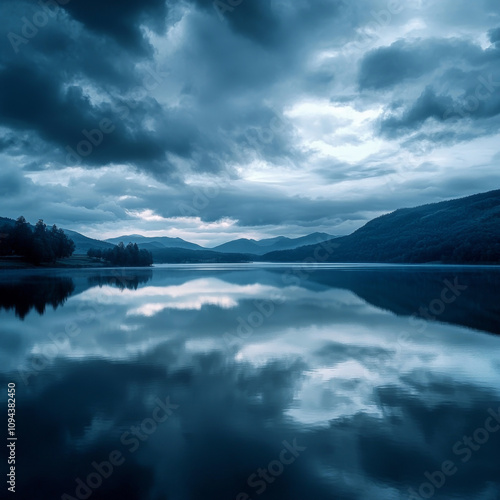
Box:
[1,189,499,264]
[209,233,335,254]
[104,232,336,255]
[105,234,205,251]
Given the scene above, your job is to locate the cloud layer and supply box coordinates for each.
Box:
[1,0,499,242]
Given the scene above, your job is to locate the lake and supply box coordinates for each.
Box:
[1,264,500,500]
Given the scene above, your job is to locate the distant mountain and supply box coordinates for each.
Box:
[105,233,336,254]
[133,241,168,251]
[63,229,115,254]
[209,238,267,254]
[211,232,337,255]
[262,190,500,264]
[105,235,204,251]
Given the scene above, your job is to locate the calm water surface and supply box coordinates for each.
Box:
[1,264,499,500]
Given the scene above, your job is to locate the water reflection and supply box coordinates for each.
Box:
[87,269,153,290]
[0,275,74,319]
[305,267,500,335]
[0,265,499,500]
[0,269,153,319]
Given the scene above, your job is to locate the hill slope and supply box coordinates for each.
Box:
[63,229,115,254]
[211,232,336,255]
[262,190,500,264]
[106,235,204,251]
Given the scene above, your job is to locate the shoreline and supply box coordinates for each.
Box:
[0,256,151,270]
[0,257,499,271]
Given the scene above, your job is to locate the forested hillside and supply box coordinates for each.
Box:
[262,190,500,264]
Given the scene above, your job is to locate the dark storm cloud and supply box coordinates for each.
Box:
[0,0,182,176]
[2,3,149,92]
[72,0,165,48]
[490,27,500,44]
[380,80,500,139]
[380,87,454,137]
[192,0,280,46]
[0,0,321,179]
[0,0,390,182]
[193,0,348,48]
[0,63,174,169]
[359,42,435,90]
[0,135,16,153]
[46,0,167,54]
[358,38,487,90]
[376,36,500,139]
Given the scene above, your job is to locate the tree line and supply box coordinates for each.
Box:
[0,216,75,264]
[87,242,153,267]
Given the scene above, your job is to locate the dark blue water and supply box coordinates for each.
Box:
[1,264,499,500]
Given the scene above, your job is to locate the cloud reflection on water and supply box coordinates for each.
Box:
[0,266,499,499]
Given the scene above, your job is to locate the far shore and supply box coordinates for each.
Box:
[1,256,499,270]
[0,255,136,270]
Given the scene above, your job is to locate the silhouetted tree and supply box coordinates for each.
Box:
[87,248,103,260]
[11,216,32,255]
[0,216,75,264]
[88,242,153,267]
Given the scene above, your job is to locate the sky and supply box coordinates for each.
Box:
[0,0,499,246]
